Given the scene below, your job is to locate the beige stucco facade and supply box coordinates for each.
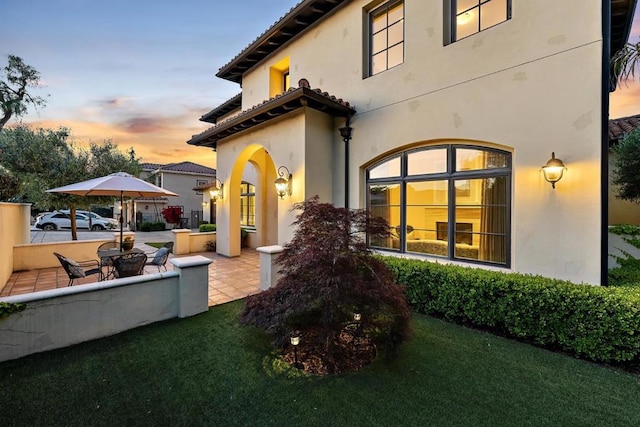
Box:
[191,0,613,284]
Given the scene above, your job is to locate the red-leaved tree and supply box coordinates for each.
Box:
[240,196,411,367]
[161,206,182,228]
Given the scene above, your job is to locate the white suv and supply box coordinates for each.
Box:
[35,211,117,231]
[60,210,119,229]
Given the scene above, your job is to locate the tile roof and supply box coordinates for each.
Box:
[200,93,242,124]
[609,113,640,146]
[187,78,355,149]
[216,0,350,83]
[141,161,216,175]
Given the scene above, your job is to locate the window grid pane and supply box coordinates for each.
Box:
[368,1,404,76]
[453,0,509,42]
[366,146,511,267]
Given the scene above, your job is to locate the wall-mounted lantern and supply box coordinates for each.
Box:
[209,178,224,200]
[275,166,292,199]
[541,152,566,189]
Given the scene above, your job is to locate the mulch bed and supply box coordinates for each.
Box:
[281,326,377,375]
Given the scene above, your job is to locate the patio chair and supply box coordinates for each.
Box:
[54,252,102,286]
[97,241,120,280]
[113,252,148,278]
[145,246,171,272]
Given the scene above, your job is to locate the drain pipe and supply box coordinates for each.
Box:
[339,117,353,209]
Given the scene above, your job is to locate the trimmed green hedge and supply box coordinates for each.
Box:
[140,221,166,232]
[199,223,217,232]
[381,257,640,363]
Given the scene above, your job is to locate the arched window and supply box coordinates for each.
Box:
[366,144,511,266]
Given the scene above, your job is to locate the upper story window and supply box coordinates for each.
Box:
[269,56,290,97]
[446,0,511,44]
[366,144,511,267]
[283,70,291,93]
[367,0,404,77]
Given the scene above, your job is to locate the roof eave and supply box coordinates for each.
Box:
[216,0,351,83]
[187,86,355,149]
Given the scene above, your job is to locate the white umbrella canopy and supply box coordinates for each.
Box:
[47,172,178,249]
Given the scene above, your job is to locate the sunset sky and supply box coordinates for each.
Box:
[2,1,639,166]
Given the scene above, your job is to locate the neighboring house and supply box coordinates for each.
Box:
[187,0,637,285]
[609,113,640,225]
[137,161,216,228]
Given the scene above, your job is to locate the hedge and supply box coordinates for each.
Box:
[140,221,166,232]
[381,257,640,364]
[199,223,217,232]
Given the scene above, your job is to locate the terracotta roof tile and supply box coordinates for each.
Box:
[141,161,216,175]
[609,113,640,145]
[187,79,355,148]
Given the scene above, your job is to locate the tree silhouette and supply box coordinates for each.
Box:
[0,55,48,129]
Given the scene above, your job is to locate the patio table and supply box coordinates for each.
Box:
[98,248,144,280]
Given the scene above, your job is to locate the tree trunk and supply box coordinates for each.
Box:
[70,205,78,241]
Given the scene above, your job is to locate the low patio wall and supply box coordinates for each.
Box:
[0,203,30,292]
[13,239,112,271]
[0,256,211,363]
[172,229,218,254]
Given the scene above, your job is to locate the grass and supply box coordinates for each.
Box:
[144,241,168,249]
[1,301,640,426]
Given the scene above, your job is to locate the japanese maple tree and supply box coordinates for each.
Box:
[240,196,411,366]
[161,206,182,228]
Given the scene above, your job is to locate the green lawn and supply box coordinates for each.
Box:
[1,301,639,426]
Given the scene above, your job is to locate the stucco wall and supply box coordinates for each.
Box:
[0,256,211,362]
[218,0,605,283]
[0,203,31,289]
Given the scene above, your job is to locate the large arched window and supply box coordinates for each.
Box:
[366,144,511,266]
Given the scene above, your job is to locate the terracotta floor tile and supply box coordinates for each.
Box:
[4,248,261,307]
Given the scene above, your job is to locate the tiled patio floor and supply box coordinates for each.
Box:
[2,249,261,307]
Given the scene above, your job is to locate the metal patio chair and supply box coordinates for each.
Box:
[113,252,148,278]
[54,252,102,286]
[144,242,173,272]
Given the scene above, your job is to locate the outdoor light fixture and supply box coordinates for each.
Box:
[541,152,566,189]
[209,178,224,200]
[290,330,302,369]
[275,166,292,199]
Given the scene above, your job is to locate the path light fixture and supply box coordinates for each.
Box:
[541,152,566,189]
[353,312,362,354]
[209,178,224,200]
[275,166,292,199]
[290,330,302,369]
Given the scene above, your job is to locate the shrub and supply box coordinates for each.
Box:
[139,221,165,232]
[199,223,217,232]
[205,240,216,251]
[161,206,182,228]
[241,196,411,359]
[381,256,640,364]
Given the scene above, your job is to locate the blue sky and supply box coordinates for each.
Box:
[2,0,639,165]
[1,0,300,164]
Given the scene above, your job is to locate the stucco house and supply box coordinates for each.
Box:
[134,161,216,228]
[188,0,636,285]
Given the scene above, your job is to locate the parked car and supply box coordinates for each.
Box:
[35,211,117,231]
[59,209,119,228]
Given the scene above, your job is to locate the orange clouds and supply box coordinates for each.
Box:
[24,116,216,167]
[610,80,640,119]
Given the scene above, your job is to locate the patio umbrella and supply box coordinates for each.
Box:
[47,172,178,249]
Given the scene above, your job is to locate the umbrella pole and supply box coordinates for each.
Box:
[120,192,124,250]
